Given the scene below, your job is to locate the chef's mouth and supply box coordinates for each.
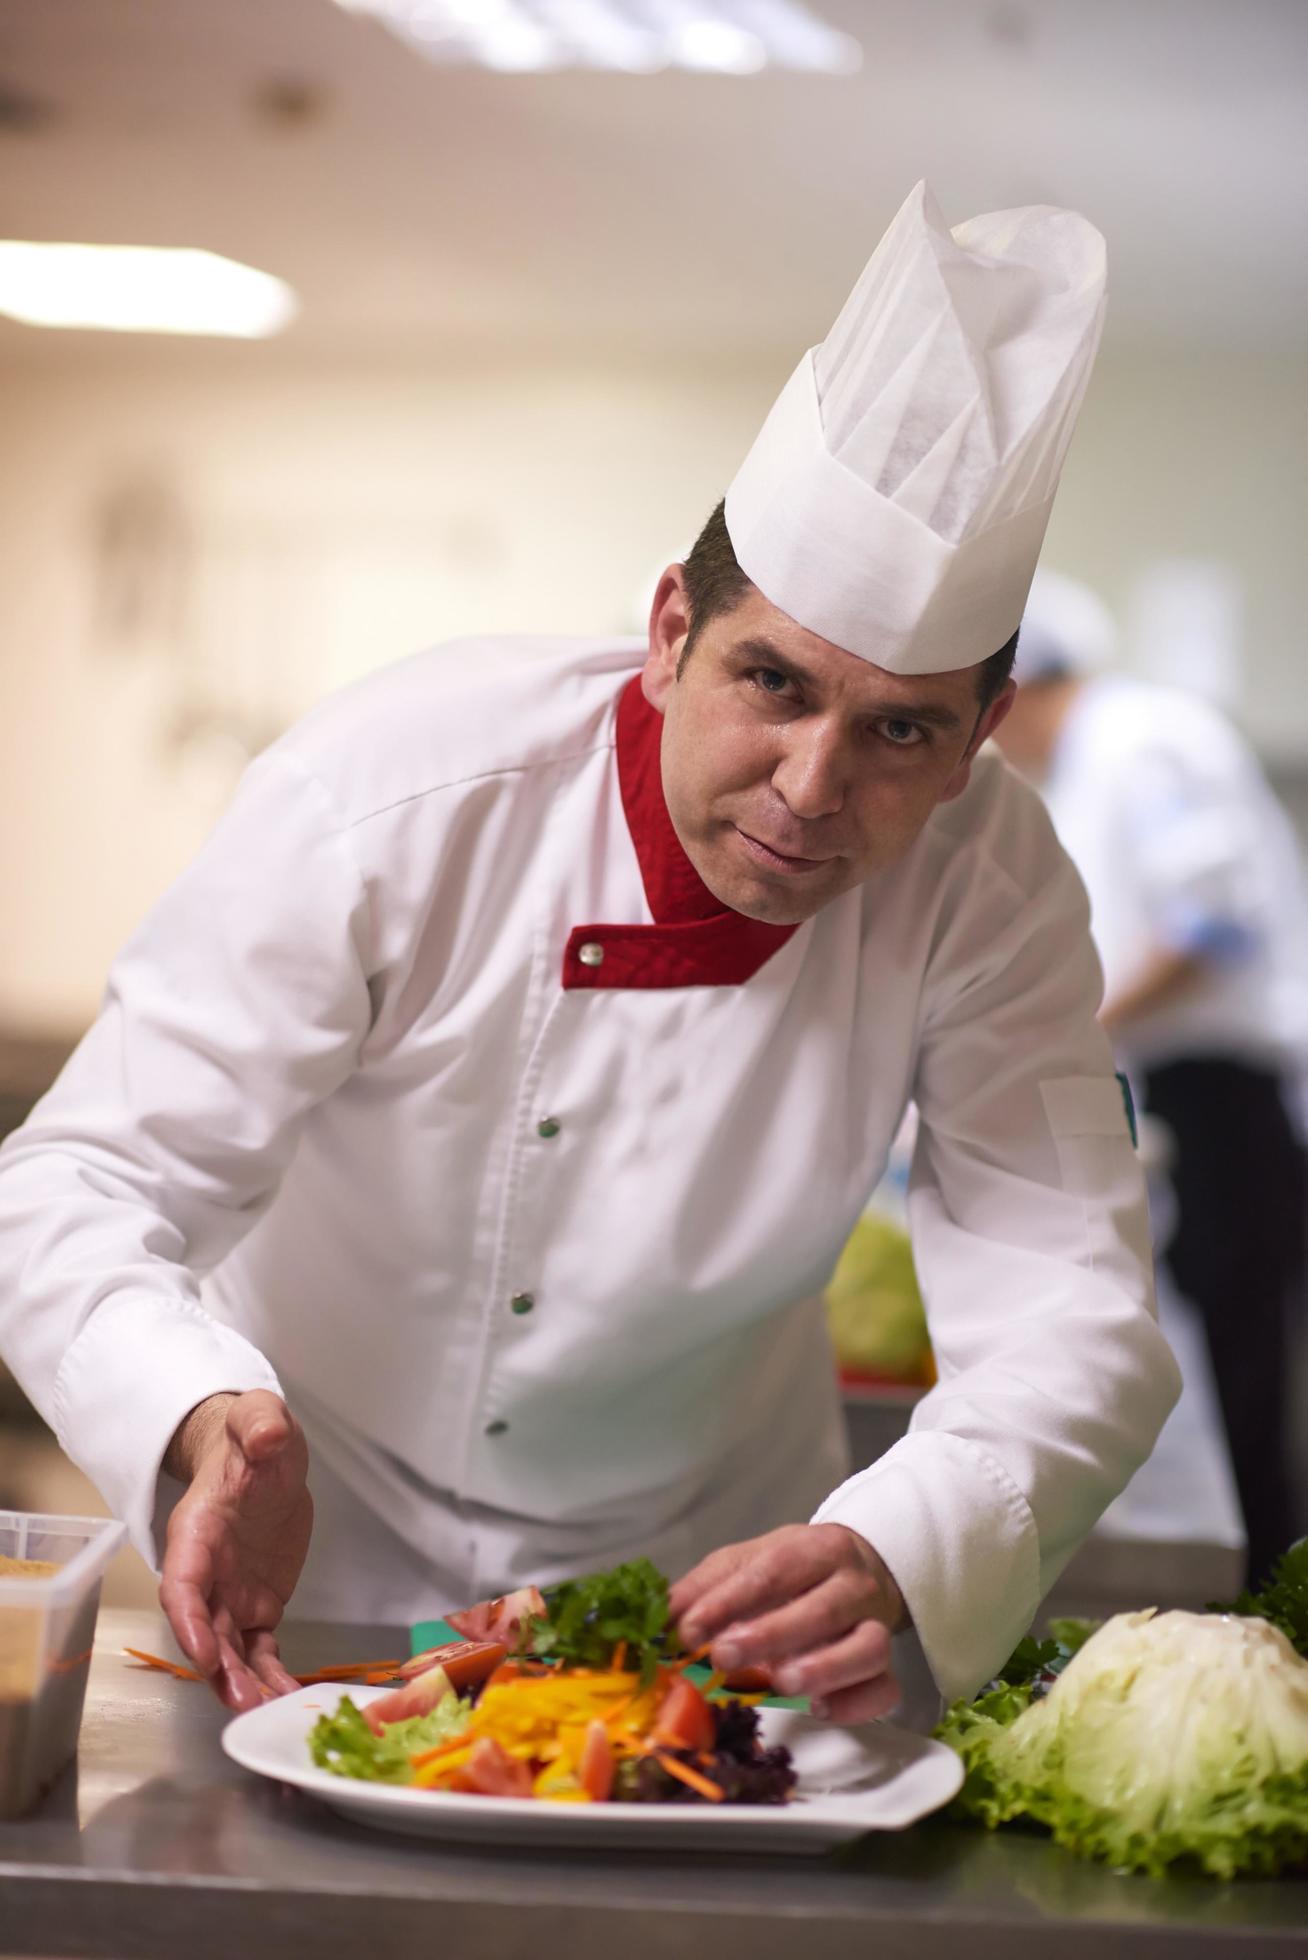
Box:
[733,826,834,874]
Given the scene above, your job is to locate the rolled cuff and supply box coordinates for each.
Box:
[51,1292,282,1569]
[811,1430,1041,1705]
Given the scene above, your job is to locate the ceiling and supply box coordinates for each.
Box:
[0,0,1305,362]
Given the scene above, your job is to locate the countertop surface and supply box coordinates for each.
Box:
[1,1608,1305,1960]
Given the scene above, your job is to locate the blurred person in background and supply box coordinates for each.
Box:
[995,572,1308,1585]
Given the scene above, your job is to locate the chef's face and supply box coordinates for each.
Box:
[642,568,1015,925]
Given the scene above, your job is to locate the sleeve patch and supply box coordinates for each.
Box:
[1039,1074,1134,1141]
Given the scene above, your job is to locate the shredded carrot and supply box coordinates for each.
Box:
[47,1647,93,1675]
[610,1641,627,1672]
[682,1642,713,1665]
[409,1731,481,1771]
[412,1744,477,1788]
[295,1659,402,1683]
[653,1751,725,1802]
[702,1670,725,1696]
[125,1646,406,1688]
[124,1647,202,1681]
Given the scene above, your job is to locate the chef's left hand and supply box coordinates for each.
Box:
[669,1523,907,1723]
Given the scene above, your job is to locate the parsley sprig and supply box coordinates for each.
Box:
[1210,1536,1308,1656]
[528,1557,679,1685]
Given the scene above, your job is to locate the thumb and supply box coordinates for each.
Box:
[227,1389,291,1466]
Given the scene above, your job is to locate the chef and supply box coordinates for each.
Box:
[995,572,1308,1585]
[0,184,1179,1721]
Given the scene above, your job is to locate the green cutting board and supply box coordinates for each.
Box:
[409,1618,807,1710]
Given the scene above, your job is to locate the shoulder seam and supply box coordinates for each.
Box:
[274,733,619,834]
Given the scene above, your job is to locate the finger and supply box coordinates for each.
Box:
[669,1527,816,1621]
[214,1630,266,1713]
[819,1672,902,1726]
[773,1619,896,1704]
[707,1572,879,1670]
[246,1628,300,1698]
[668,1540,760,1623]
[227,1389,292,1465]
[678,1534,839,1646]
[212,1600,244,1653]
[158,1570,221,1680]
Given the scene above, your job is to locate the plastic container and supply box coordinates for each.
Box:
[0,1511,126,1817]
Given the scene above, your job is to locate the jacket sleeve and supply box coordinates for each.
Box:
[0,748,374,1565]
[812,798,1182,1704]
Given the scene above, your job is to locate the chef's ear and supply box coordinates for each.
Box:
[939,678,1017,804]
[643,565,691,713]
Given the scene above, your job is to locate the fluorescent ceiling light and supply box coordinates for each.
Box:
[0,243,297,337]
[333,0,861,75]
[672,21,766,73]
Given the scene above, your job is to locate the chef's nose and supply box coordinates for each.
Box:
[771,720,847,820]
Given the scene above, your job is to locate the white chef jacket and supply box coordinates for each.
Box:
[0,637,1180,1703]
[1040,676,1308,1080]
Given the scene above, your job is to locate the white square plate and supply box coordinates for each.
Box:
[222,1684,963,1854]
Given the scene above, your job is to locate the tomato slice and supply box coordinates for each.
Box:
[653,1676,716,1753]
[396,1637,507,1693]
[363,1640,505,1734]
[719,1664,773,1694]
[578,1718,615,1802]
[446,1586,547,1649]
[449,1736,533,1799]
[362,1661,453,1735]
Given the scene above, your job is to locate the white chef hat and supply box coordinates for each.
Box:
[725,181,1107,675]
[1013,568,1119,684]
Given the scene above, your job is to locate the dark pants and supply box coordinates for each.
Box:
[1142,1055,1306,1589]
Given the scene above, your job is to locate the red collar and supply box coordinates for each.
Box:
[561,675,799,990]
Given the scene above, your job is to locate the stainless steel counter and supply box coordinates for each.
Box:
[1,1609,1304,1959]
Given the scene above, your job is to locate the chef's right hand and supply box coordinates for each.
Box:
[158,1389,313,1712]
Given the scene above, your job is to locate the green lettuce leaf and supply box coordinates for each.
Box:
[1044,1616,1099,1662]
[935,1681,1037,1823]
[309,1691,470,1784]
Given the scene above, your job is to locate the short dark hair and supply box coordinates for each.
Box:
[679,500,1017,710]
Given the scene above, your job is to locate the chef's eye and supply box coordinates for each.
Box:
[877,718,925,747]
[748,667,799,701]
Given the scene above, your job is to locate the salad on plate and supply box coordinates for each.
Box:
[308,1557,797,1807]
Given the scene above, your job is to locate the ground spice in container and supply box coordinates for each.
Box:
[0,1557,98,1818]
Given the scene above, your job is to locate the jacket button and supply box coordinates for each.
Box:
[510,1292,534,1316]
[485,1419,509,1436]
[537,1117,560,1139]
[578,941,604,968]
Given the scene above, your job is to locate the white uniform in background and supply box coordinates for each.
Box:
[0,636,1177,1703]
[1011,573,1308,1583]
[1041,676,1308,1088]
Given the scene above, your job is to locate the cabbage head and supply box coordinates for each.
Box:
[938,1609,1308,1878]
[824,1213,931,1380]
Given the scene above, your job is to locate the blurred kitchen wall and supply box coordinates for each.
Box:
[0,349,773,1030]
[2,340,1307,1034]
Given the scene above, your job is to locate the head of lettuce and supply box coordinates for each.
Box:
[939,1608,1308,1878]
